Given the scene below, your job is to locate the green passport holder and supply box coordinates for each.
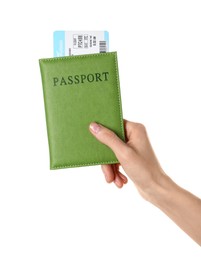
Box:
[39,52,125,169]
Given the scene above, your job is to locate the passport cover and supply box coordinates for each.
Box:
[39,52,125,169]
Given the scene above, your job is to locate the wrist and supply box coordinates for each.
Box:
[143,173,178,207]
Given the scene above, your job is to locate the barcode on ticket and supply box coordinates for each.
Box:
[54,31,109,57]
[99,41,107,53]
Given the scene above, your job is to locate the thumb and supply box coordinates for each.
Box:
[89,122,127,159]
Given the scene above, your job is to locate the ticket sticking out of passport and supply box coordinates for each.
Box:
[54,31,109,57]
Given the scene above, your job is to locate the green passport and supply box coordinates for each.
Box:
[39,52,125,169]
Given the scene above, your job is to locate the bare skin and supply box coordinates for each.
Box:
[89,120,201,246]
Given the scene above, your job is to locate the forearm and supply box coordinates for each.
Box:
[90,121,201,244]
[146,175,201,246]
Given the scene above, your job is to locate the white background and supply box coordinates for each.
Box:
[0,0,201,259]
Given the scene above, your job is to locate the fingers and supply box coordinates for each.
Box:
[118,170,128,184]
[101,164,128,188]
[101,164,115,183]
[89,121,129,188]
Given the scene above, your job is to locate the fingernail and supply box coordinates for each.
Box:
[103,172,110,183]
[114,178,122,188]
[115,180,123,188]
[89,122,101,134]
